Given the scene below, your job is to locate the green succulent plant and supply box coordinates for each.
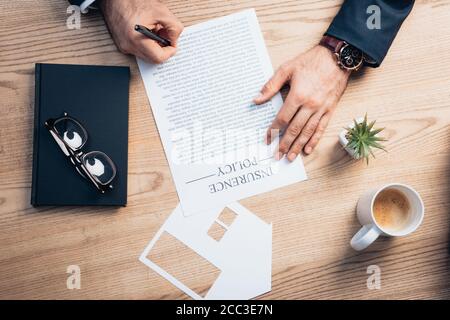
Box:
[345,114,387,164]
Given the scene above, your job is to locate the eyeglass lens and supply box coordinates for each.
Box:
[54,117,87,150]
[83,151,116,185]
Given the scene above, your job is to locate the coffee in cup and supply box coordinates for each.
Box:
[373,188,411,232]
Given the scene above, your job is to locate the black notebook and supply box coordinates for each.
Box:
[32,63,130,206]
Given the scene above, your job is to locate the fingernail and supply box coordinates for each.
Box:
[305,146,312,154]
[265,135,270,145]
[288,153,297,161]
[274,152,283,161]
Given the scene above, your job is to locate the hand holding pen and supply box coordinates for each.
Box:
[100,0,184,64]
[135,25,171,47]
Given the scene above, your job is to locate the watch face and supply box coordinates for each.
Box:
[339,44,363,70]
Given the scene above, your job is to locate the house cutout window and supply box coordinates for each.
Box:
[218,207,237,226]
[207,222,226,241]
[207,208,237,242]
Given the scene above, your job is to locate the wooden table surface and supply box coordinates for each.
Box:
[1,0,449,300]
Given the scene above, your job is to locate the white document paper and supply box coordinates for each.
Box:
[137,9,307,216]
[139,202,272,300]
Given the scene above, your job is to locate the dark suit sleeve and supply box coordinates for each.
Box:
[325,0,414,67]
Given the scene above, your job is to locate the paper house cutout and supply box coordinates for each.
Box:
[139,202,272,300]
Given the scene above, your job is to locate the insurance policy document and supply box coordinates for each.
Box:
[137,9,307,216]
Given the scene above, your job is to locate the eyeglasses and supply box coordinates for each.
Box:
[45,112,117,193]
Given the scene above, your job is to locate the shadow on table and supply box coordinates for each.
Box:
[329,151,450,300]
[445,153,450,298]
[26,205,122,216]
[333,231,395,299]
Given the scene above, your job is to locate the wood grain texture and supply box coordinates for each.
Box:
[0,0,449,300]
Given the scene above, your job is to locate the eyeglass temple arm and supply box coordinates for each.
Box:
[45,121,71,157]
[77,161,108,193]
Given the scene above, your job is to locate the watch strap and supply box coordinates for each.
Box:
[319,35,345,54]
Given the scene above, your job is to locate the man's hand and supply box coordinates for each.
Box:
[99,0,184,63]
[254,45,350,161]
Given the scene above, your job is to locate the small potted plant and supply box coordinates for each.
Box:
[338,114,387,163]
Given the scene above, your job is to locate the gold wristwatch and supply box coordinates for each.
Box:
[319,35,365,71]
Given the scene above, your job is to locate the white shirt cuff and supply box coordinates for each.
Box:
[80,0,97,13]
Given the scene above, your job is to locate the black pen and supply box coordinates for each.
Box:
[134,24,171,47]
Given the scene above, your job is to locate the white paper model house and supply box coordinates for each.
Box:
[139,202,272,300]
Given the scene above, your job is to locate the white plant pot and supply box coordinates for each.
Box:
[339,117,364,159]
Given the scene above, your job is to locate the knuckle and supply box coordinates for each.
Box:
[149,51,165,63]
[306,97,322,109]
[262,82,273,93]
[262,84,269,92]
[309,137,319,147]
[277,115,289,127]
[287,124,301,137]
[303,125,316,137]
[290,143,302,154]
[316,125,325,135]
[298,137,309,146]
[153,55,166,63]
[279,142,289,153]
[293,90,305,102]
